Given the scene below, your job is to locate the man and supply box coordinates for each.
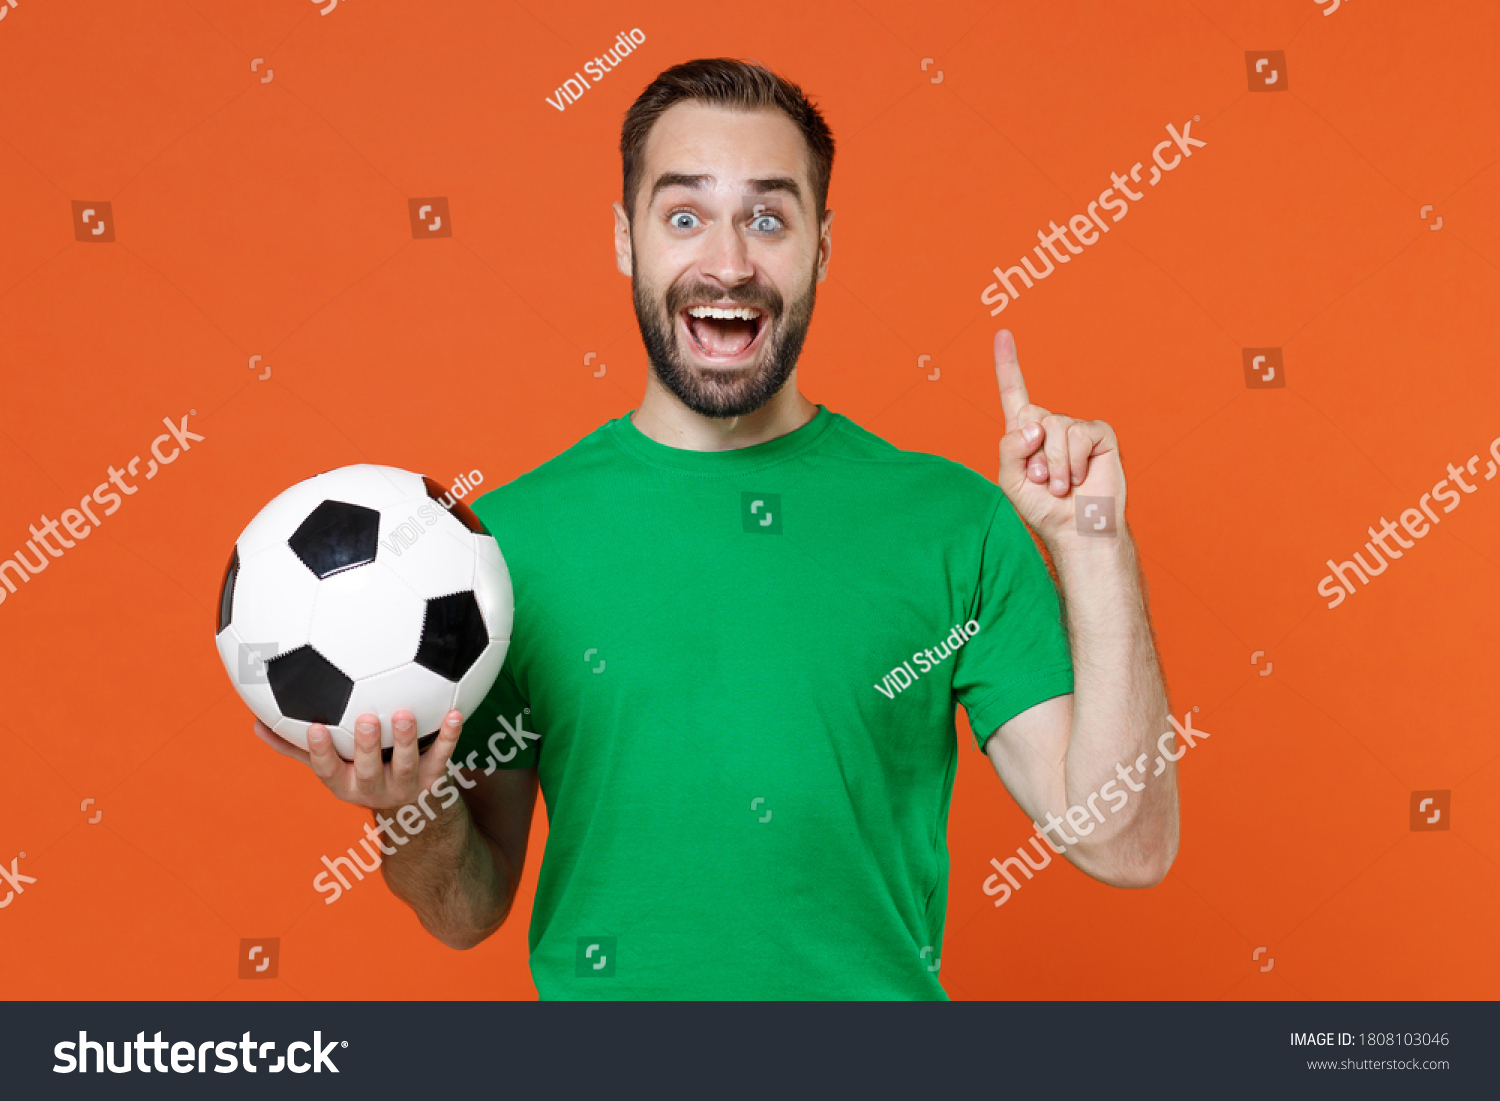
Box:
[255,58,1178,999]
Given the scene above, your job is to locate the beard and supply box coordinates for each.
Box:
[631,248,818,419]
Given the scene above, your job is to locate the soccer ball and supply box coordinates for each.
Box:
[215,464,512,761]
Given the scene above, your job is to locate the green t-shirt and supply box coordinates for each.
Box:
[453,405,1074,999]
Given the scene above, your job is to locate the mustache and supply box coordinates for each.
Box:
[665,283,782,317]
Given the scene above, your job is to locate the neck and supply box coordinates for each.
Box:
[630,372,818,451]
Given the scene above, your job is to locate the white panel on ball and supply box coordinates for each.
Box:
[214,624,283,731]
[307,559,427,681]
[274,713,354,759]
[308,464,422,513]
[471,536,515,641]
[340,661,458,747]
[377,500,477,600]
[231,542,321,654]
[236,481,338,560]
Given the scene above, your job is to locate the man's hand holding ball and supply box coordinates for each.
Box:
[252,708,465,811]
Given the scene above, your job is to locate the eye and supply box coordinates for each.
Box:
[748,213,785,235]
[668,210,701,230]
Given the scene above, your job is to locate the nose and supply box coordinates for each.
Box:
[695,212,755,290]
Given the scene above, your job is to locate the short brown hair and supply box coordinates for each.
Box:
[620,58,835,227]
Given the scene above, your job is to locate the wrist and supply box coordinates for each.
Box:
[1045,520,1136,574]
[369,788,466,840]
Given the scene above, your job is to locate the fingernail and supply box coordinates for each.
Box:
[447,713,461,727]
[1023,423,1041,442]
[357,720,377,735]
[394,717,413,732]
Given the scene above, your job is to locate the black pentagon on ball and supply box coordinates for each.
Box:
[266,645,354,726]
[217,545,238,634]
[422,475,487,534]
[288,499,382,579]
[414,590,489,682]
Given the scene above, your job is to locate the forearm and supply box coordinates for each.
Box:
[1049,525,1178,884]
[374,793,512,950]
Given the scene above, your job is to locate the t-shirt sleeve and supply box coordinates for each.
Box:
[448,657,539,770]
[951,489,1075,752]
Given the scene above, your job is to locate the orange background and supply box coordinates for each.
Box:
[2,0,1497,1001]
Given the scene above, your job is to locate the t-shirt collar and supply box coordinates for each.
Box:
[609,403,835,474]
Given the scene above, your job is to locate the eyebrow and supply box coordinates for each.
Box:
[648,173,805,211]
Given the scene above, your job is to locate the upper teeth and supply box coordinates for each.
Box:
[687,306,761,320]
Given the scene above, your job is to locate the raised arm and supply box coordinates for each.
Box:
[980,330,1178,887]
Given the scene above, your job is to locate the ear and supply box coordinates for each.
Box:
[815,208,835,284]
[612,200,634,278]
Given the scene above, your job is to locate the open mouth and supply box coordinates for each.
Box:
[679,304,769,364]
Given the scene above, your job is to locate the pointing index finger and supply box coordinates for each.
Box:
[994,329,1029,435]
